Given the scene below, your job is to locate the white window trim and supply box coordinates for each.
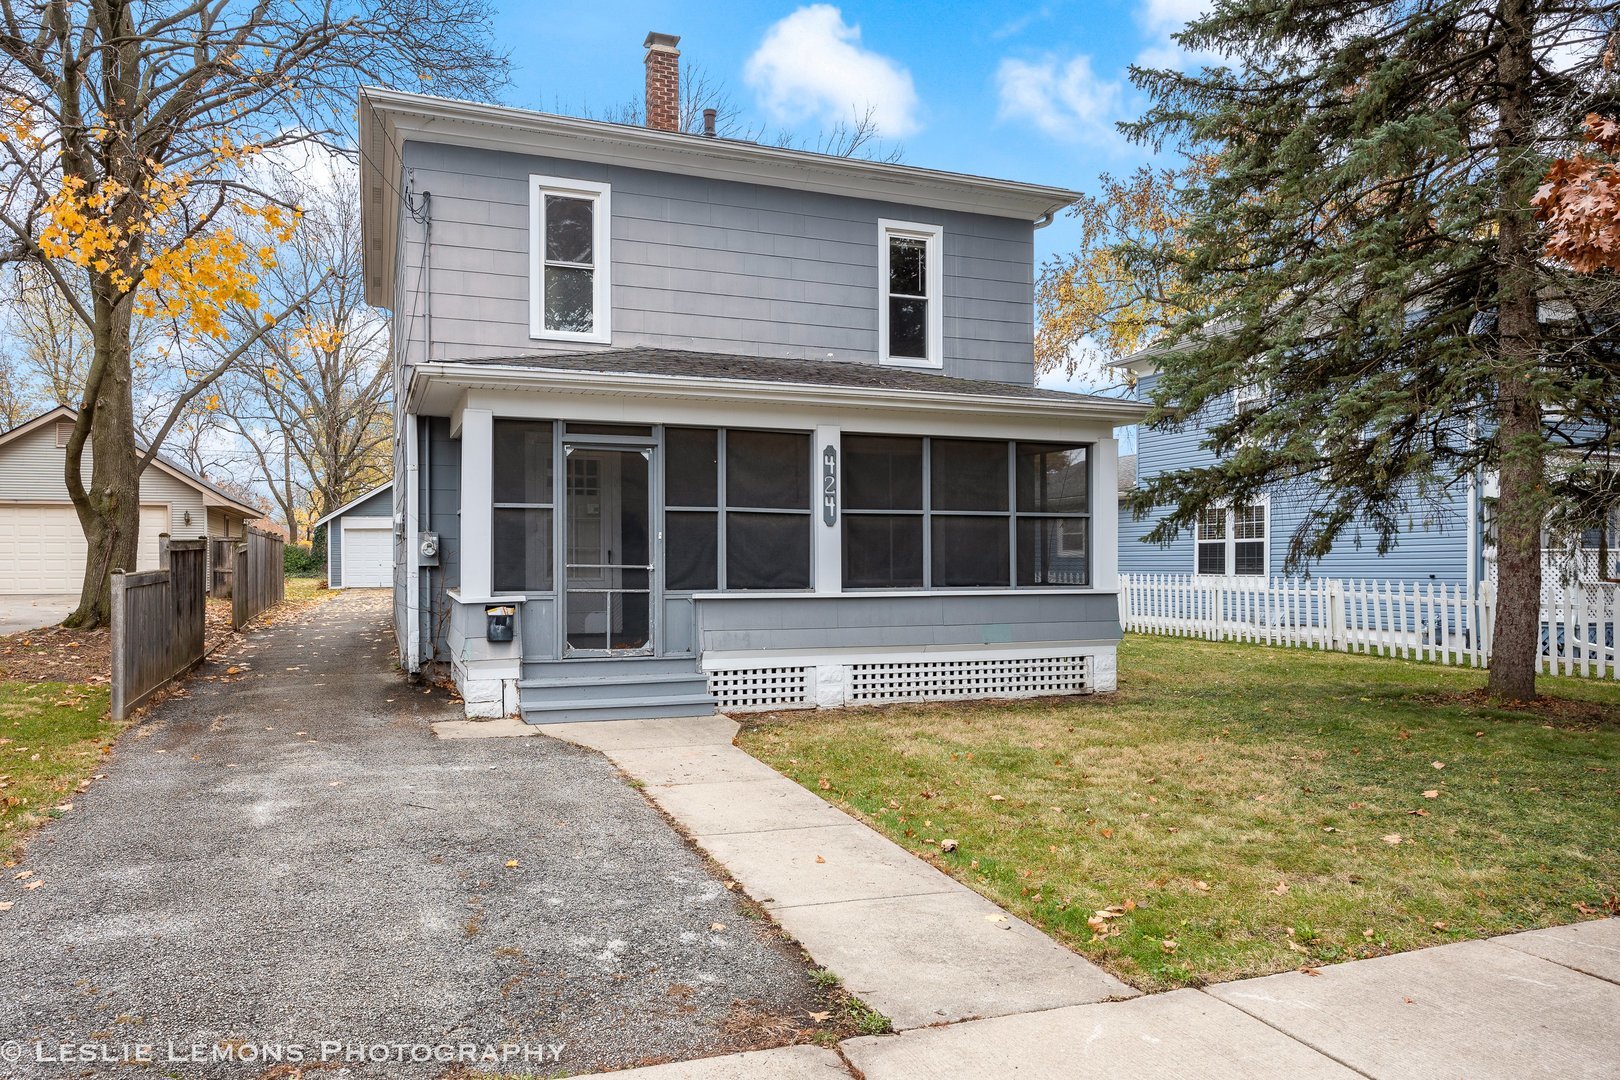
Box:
[1193,497,1271,577]
[1233,381,1269,415]
[877,218,944,369]
[529,175,612,344]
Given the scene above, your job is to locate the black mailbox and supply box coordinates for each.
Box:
[486,605,515,643]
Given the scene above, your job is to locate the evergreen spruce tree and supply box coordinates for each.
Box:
[1112,0,1620,700]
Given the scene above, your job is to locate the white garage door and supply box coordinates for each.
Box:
[341,523,393,588]
[0,504,169,593]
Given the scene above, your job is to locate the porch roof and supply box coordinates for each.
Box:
[415,348,1149,424]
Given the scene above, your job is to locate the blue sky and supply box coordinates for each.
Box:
[491,1,1200,344]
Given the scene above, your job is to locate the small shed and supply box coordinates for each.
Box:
[314,483,394,589]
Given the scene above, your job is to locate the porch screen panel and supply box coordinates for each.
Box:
[725,430,812,590]
[665,427,720,592]
[1015,443,1090,587]
[492,420,554,592]
[843,435,924,588]
[931,439,1011,587]
[666,428,813,592]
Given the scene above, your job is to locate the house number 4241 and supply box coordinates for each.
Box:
[821,445,838,526]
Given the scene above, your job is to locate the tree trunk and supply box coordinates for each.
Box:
[64,302,140,629]
[1486,0,1544,701]
[282,443,299,544]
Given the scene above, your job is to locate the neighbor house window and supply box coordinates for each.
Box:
[1195,503,1268,576]
[529,176,610,343]
[878,220,943,368]
[663,428,812,592]
[492,420,555,592]
[840,437,1086,590]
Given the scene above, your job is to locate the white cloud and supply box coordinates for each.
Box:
[994,53,1124,142]
[1133,0,1219,70]
[744,5,921,139]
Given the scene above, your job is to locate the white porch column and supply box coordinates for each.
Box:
[814,425,841,595]
[460,407,494,598]
[1092,435,1120,594]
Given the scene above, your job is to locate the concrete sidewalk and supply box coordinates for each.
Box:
[535,715,1135,1030]
[516,715,1620,1080]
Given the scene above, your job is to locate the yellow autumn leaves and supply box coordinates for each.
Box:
[34,140,303,344]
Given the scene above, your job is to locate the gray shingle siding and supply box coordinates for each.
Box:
[397,140,1035,385]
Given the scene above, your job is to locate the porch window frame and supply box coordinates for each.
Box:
[840,436,1093,591]
[1013,442,1093,588]
[489,418,558,595]
[662,427,816,594]
[877,218,944,369]
[528,174,612,344]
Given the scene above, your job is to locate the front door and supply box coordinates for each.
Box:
[563,444,653,655]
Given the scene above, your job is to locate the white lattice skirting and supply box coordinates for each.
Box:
[708,665,814,711]
[848,653,1090,703]
[707,649,1110,711]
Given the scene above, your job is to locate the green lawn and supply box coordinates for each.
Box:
[738,636,1620,991]
[0,682,117,862]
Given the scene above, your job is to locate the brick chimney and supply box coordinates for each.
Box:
[643,32,681,133]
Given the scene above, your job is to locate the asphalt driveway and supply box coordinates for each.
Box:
[0,594,76,636]
[0,592,830,1078]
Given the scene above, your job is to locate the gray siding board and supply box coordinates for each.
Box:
[345,488,393,517]
[399,140,1035,386]
[329,519,343,585]
[419,416,461,664]
[695,593,1121,654]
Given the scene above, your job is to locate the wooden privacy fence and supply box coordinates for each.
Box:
[210,537,237,597]
[111,537,207,720]
[231,528,286,630]
[1119,572,1620,680]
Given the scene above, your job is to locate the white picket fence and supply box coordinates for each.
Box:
[1119,573,1620,680]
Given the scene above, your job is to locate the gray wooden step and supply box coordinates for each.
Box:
[520,692,717,725]
[518,670,712,704]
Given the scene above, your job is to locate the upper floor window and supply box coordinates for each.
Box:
[529,176,611,343]
[878,219,943,368]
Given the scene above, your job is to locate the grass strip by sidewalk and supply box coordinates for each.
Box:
[738,635,1620,991]
[0,682,117,863]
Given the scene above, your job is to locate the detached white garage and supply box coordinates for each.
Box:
[0,407,261,595]
[315,483,394,589]
[0,504,171,592]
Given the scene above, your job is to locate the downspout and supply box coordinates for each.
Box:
[404,408,421,671]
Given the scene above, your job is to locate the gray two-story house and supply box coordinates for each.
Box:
[358,33,1146,721]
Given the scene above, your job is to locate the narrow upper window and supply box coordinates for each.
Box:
[878,219,943,368]
[530,176,611,343]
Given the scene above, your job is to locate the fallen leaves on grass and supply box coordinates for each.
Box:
[1382,833,1403,845]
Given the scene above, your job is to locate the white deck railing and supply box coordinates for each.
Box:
[1119,573,1619,680]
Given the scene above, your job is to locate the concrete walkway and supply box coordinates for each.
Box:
[533,715,1135,1030]
[503,715,1620,1080]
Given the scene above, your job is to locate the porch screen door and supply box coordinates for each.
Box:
[563,445,653,654]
